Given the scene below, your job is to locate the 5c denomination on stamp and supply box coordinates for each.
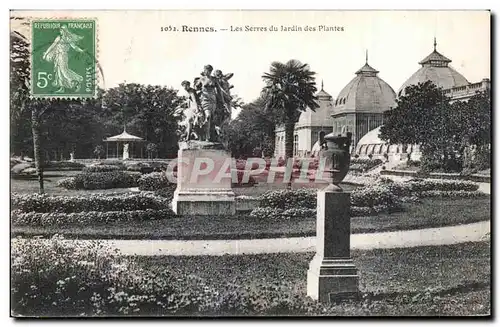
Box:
[31,19,97,98]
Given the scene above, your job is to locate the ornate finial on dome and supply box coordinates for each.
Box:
[434,37,437,51]
[365,49,368,64]
[123,123,127,133]
[321,79,324,90]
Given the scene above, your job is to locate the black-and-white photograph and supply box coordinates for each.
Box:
[9,9,491,317]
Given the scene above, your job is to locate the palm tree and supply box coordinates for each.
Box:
[262,59,319,163]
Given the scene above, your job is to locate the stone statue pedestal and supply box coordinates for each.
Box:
[307,190,359,303]
[172,141,236,215]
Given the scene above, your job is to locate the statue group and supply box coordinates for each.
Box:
[176,64,234,143]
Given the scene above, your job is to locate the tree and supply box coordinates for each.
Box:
[11,20,82,193]
[146,143,158,159]
[262,60,319,164]
[452,91,491,172]
[101,83,183,158]
[93,145,104,159]
[380,81,463,172]
[226,95,277,158]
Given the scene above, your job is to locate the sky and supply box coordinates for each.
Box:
[11,10,490,106]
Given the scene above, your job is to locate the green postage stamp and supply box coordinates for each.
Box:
[31,19,97,98]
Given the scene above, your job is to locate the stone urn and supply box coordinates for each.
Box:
[319,132,352,192]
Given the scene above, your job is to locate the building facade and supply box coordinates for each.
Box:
[331,57,397,147]
[353,40,491,161]
[274,84,334,158]
[276,41,490,160]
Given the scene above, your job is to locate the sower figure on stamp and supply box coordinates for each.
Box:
[176,80,204,141]
[42,25,85,93]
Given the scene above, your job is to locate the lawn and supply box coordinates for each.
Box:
[11,240,490,316]
[10,171,133,196]
[125,241,492,316]
[11,197,491,240]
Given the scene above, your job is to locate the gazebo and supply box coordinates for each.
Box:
[104,127,145,160]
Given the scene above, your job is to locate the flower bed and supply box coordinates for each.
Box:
[250,178,483,220]
[11,237,490,316]
[82,165,122,173]
[137,172,171,191]
[11,209,175,226]
[350,158,383,172]
[56,171,140,190]
[44,161,86,171]
[11,192,174,226]
[11,192,169,213]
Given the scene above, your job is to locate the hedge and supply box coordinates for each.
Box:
[138,172,171,191]
[350,158,383,171]
[56,171,140,190]
[419,190,487,198]
[252,178,483,220]
[258,189,316,210]
[44,161,86,171]
[11,192,169,213]
[11,209,174,226]
[249,205,402,220]
[82,165,122,173]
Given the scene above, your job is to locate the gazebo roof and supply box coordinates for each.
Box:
[105,128,144,142]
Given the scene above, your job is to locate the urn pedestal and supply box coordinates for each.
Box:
[307,132,359,303]
[172,141,236,215]
[307,191,359,302]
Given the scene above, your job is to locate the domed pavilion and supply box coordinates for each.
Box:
[331,53,397,147]
[397,38,470,97]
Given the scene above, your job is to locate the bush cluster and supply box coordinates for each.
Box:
[56,171,140,190]
[44,161,86,171]
[12,209,174,226]
[11,192,168,213]
[419,190,487,198]
[251,177,483,220]
[137,172,171,191]
[249,207,316,220]
[258,189,316,210]
[11,192,173,226]
[11,237,329,316]
[82,165,122,173]
[350,158,383,171]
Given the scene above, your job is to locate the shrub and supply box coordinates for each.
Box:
[419,190,487,198]
[12,209,174,226]
[259,189,316,210]
[249,207,316,220]
[56,177,78,189]
[138,172,171,191]
[349,158,383,171]
[11,236,196,316]
[12,237,328,316]
[152,184,177,202]
[74,171,139,190]
[11,192,169,213]
[250,207,284,220]
[281,207,316,219]
[82,165,122,173]
[44,161,85,171]
[350,184,401,209]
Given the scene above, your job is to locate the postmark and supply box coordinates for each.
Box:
[30,19,97,98]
